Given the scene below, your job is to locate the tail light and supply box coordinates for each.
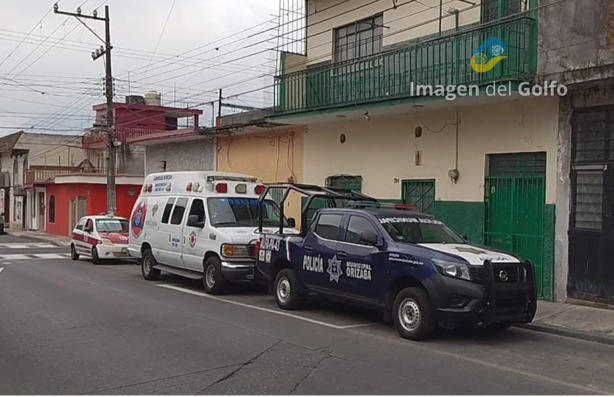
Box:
[254,239,261,259]
[254,185,265,195]
[215,183,228,193]
[147,184,153,192]
[186,182,193,192]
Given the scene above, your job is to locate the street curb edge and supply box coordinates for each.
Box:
[516,323,614,346]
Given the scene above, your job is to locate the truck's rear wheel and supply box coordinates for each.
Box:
[203,257,228,295]
[274,269,300,310]
[392,287,435,341]
[141,248,161,281]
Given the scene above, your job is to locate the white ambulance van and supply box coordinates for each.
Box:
[128,171,295,294]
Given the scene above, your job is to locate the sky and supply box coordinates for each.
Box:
[0,0,281,135]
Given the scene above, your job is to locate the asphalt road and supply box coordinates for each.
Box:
[1,234,613,395]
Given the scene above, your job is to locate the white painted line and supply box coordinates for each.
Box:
[158,284,378,330]
[0,243,55,248]
[0,267,3,275]
[0,254,31,260]
[32,253,67,259]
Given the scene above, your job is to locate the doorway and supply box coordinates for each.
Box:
[485,152,547,298]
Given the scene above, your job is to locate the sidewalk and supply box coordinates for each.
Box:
[520,300,614,345]
[6,229,72,246]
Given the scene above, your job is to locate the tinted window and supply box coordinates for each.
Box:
[96,219,129,233]
[379,216,464,244]
[314,214,343,240]
[161,197,176,224]
[170,198,188,225]
[207,198,286,227]
[345,216,379,245]
[188,199,205,224]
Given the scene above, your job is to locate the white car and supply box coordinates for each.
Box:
[71,215,131,264]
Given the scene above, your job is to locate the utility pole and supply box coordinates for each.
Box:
[54,4,116,215]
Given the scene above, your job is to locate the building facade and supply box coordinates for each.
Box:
[0,132,90,231]
[270,0,614,303]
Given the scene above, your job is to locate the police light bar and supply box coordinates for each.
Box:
[216,183,228,193]
[347,201,415,211]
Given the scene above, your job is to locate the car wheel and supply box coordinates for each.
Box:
[274,269,300,310]
[91,247,102,265]
[203,257,228,295]
[484,321,514,333]
[141,248,161,281]
[70,244,80,261]
[392,287,435,341]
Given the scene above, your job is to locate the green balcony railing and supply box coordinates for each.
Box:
[275,17,536,115]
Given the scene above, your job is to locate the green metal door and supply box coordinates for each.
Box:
[485,153,547,297]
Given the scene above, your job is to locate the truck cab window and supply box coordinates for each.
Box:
[170,198,189,225]
[188,199,205,223]
[345,216,379,245]
[161,197,176,224]
[314,214,343,240]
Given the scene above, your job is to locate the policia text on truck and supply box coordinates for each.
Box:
[255,184,537,341]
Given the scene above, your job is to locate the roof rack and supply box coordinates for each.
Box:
[258,183,377,234]
[346,200,416,211]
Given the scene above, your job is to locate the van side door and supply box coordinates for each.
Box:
[158,197,188,267]
[182,198,207,272]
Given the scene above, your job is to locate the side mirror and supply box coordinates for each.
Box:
[287,217,296,228]
[188,215,205,228]
[360,230,382,247]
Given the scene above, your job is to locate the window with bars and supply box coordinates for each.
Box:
[402,180,435,213]
[488,152,547,177]
[571,169,604,231]
[572,108,614,163]
[334,14,383,63]
[326,175,362,192]
[482,0,526,22]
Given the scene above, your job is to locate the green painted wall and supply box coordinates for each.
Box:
[542,204,556,301]
[432,201,485,244]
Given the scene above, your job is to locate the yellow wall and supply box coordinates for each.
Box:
[306,0,482,65]
[303,97,559,204]
[217,128,305,221]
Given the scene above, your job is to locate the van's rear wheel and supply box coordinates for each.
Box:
[274,269,300,310]
[392,287,435,341]
[141,248,161,281]
[203,257,227,295]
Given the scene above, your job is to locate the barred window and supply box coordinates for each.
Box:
[334,14,383,62]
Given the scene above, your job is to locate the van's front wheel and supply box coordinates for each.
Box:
[203,257,228,295]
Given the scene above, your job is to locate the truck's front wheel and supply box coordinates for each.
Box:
[203,257,228,295]
[392,287,435,341]
[274,269,300,310]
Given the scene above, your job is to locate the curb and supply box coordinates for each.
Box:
[6,231,71,247]
[516,323,614,346]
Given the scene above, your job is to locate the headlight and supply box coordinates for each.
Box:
[221,244,250,258]
[432,259,471,281]
[100,238,114,246]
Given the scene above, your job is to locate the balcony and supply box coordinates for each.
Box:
[25,166,108,185]
[82,126,199,149]
[274,17,536,116]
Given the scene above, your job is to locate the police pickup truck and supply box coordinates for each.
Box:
[255,184,536,341]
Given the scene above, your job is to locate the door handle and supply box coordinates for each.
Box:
[337,251,348,259]
[304,245,313,253]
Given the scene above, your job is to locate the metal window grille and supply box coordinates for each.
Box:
[402,180,435,213]
[488,152,547,177]
[325,175,362,192]
[334,14,384,63]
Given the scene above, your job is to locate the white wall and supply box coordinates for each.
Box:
[306,0,482,65]
[303,96,559,203]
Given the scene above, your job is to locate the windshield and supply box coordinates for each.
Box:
[96,219,129,233]
[207,197,287,228]
[378,216,465,244]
